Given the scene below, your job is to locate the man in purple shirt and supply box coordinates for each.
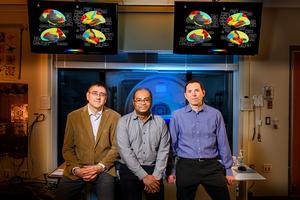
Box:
[167,80,235,200]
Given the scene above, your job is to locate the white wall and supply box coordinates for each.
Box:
[243,8,300,196]
[118,12,173,51]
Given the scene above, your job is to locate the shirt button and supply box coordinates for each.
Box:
[197,123,198,124]
[200,156,202,158]
[199,148,200,150]
[198,140,199,141]
[143,152,145,154]
[143,133,145,134]
[94,151,97,154]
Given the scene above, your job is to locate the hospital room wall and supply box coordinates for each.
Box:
[241,8,300,196]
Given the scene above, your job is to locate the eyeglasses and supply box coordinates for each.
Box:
[134,98,151,104]
[89,92,106,97]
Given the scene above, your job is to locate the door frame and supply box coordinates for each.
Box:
[289,45,300,197]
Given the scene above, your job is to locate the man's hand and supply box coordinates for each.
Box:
[74,165,103,182]
[166,174,176,183]
[225,176,236,185]
[142,175,160,194]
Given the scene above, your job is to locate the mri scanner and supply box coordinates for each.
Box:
[117,75,187,122]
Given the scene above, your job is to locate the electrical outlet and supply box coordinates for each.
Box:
[21,169,28,178]
[257,120,262,126]
[2,169,11,179]
[263,164,272,173]
[249,164,254,170]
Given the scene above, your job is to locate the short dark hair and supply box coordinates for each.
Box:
[88,82,107,93]
[132,88,153,100]
[185,80,205,92]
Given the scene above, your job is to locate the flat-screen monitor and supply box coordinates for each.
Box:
[173,2,263,55]
[27,0,118,54]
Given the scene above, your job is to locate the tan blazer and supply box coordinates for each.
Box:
[62,104,121,180]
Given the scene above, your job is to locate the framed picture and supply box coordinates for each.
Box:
[0,123,6,135]
[11,104,28,122]
[14,122,27,136]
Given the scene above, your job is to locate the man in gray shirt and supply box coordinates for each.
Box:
[116,88,170,200]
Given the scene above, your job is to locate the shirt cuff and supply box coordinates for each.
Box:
[97,163,106,172]
[152,171,164,180]
[225,168,234,177]
[72,167,80,176]
[136,168,149,180]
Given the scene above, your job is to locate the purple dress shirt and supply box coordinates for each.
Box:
[169,103,233,176]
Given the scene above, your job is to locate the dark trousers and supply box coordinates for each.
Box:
[55,172,115,200]
[176,157,231,200]
[119,164,164,200]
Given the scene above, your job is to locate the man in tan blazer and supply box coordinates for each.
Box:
[56,82,121,200]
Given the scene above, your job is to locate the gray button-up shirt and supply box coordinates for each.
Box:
[116,110,170,180]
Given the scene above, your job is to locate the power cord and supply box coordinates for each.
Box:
[27,114,46,179]
[252,105,256,140]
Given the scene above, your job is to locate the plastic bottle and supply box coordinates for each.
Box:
[238,149,244,166]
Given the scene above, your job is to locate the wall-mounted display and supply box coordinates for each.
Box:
[173,2,263,55]
[27,0,118,54]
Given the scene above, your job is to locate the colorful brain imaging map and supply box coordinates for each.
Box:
[186,11,212,26]
[186,29,211,43]
[27,1,118,54]
[39,9,66,25]
[226,13,250,28]
[227,30,249,45]
[40,28,66,43]
[82,29,106,44]
[81,11,106,26]
[173,2,263,55]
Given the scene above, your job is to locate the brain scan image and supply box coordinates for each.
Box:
[226,30,249,45]
[39,9,66,25]
[226,13,250,28]
[81,11,106,26]
[186,29,211,43]
[186,11,212,26]
[40,28,66,43]
[81,29,106,44]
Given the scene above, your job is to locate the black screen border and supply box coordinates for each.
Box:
[173,1,263,55]
[27,0,118,55]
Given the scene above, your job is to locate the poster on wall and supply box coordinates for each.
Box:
[0,123,6,135]
[11,104,28,122]
[0,83,28,156]
[14,123,27,136]
[0,27,21,81]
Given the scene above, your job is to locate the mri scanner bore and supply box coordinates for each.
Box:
[120,75,186,123]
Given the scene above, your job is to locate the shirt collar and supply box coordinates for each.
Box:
[185,102,207,113]
[132,110,153,121]
[88,104,103,117]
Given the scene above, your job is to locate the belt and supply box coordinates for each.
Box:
[179,157,216,162]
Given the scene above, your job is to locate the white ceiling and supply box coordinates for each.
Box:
[4,0,300,7]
